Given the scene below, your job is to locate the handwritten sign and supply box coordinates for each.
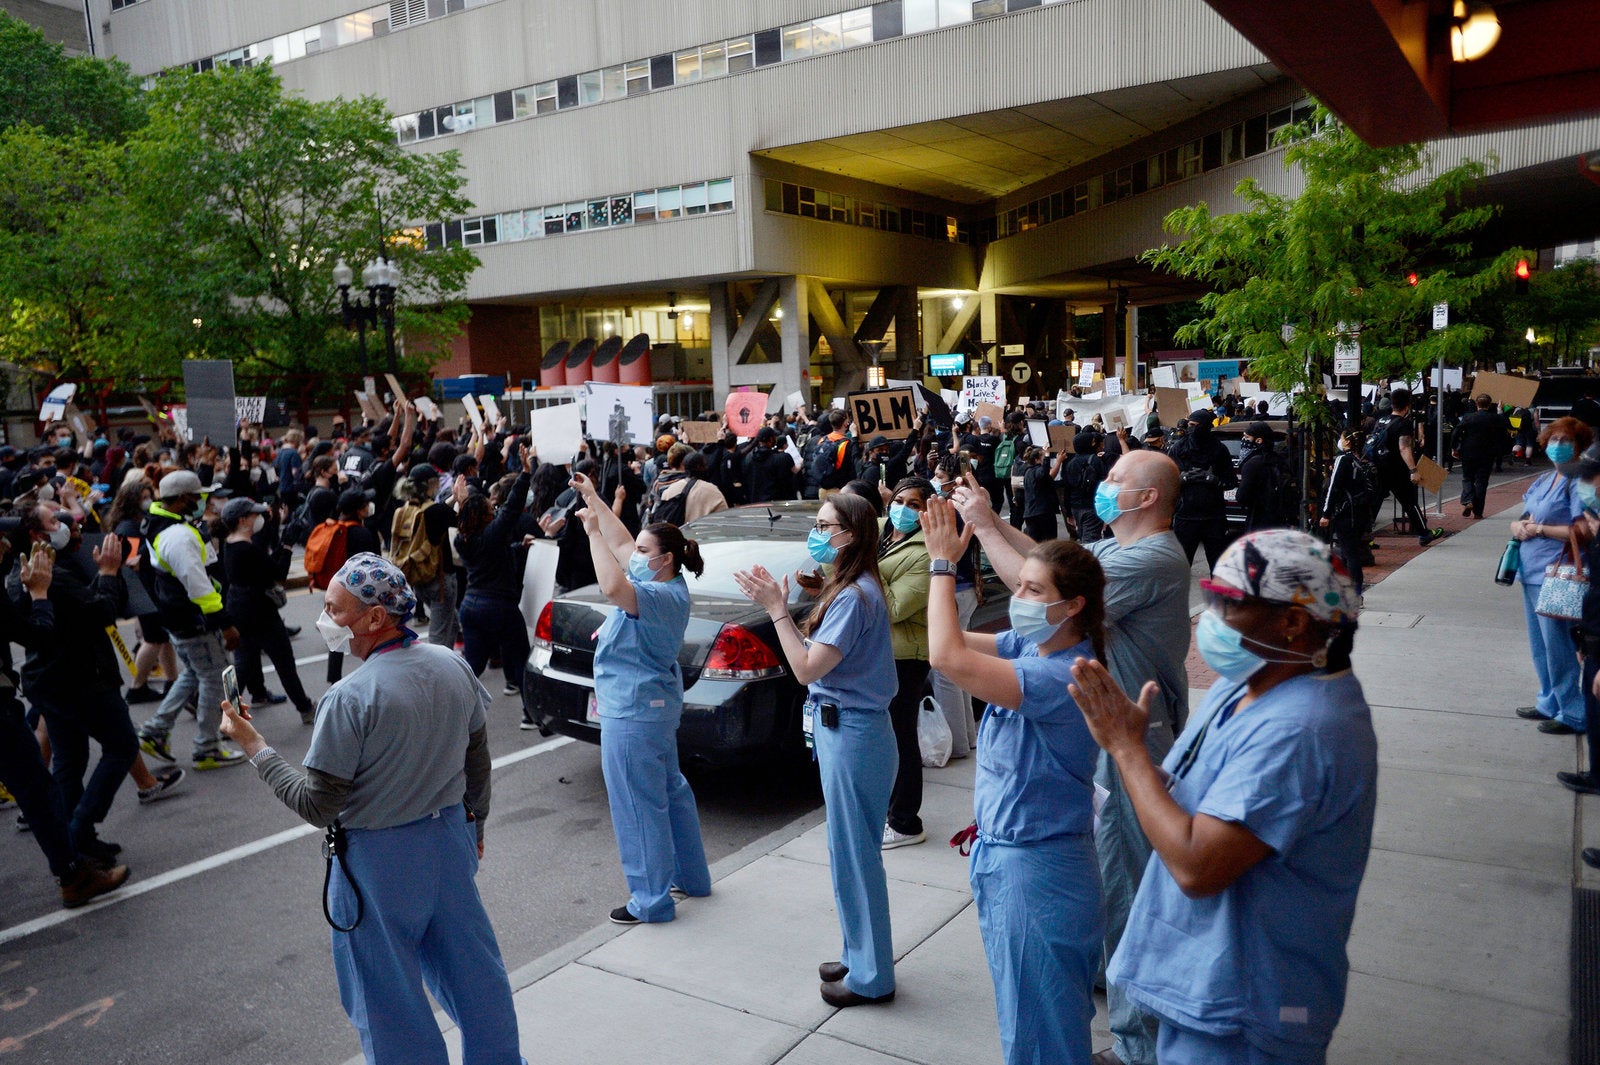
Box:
[959,376,1005,414]
[724,391,769,437]
[849,388,917,440]
[235,396,267,425]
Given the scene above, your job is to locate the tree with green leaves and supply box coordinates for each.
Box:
[1143,109,1526,424]
[0,11,144,141]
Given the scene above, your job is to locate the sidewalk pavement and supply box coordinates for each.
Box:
[347,484,1579,1065]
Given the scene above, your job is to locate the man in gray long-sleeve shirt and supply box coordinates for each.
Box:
[221,553,523,1065]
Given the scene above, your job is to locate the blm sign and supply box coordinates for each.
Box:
[849,388,917,440]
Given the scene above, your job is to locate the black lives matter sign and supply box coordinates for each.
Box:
[849,388,917,440]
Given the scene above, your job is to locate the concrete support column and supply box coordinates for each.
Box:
[774,276,809,401]
[709,283,733,400]
[893,286,921,379]
[1124,303,1140,394]
[1101,302,1118,378]
[978,292,999,376]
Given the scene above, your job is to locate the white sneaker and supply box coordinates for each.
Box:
[881,825,926,850]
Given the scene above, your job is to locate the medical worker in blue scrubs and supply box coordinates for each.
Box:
[571,471,713,925]
[220,553,524,1065]
[736,492,899,1008]
[922,497,1106,1065]
[1070,529,1377,1065]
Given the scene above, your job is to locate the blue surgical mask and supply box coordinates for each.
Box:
[1548,442,1576,464]
[1195,609,1268,681]
[1094,481,1136,526]
[807,528,840,564]
[1580,480,1600,513]
[628,551,662,582]
[1008,597,1065,645]
[888,504,920,533]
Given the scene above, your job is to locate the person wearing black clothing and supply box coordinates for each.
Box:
[1453,393,1509,519]
[744,427,799,503]
[397,464,462,647]
[338,424,377,483]
[325,487,382,683]
[1235,421,1286,531]
[1319,428,1369,594]
[960,416,1004,511]
[702,432,749,506]
[1061,432,1108,542]
[1164,411,1238,570]
[14,507,136,866]
[456,451,533,696]
[296,454,341,541]
[1374,389,1444,545]
[1021,447,1059,542]
[221,497,316,724]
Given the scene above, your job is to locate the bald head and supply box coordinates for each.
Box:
[1116,450,1180,523]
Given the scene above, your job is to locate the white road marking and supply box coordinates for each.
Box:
[0,736,573,947]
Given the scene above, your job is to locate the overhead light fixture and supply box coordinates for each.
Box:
[950,297,964,311]
[1450,0,1500,62]
[1526,327,1537,343]
[1069,359,1081,379]
[681,312,694,329]
[772,306,784,319]
[866,366,886,389]
[666,291,678,321]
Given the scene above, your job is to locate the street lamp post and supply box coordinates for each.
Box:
[333,255,401,375]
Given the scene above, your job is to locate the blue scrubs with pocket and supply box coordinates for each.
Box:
[1109,672,1378,1064]
[594,574,712,921]
[808,578,899,998]
[971,632,1103,1065]
[1517,472,1587,729]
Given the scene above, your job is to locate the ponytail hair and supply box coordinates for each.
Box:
[644,521,704,578]
[1027,539,1107,661]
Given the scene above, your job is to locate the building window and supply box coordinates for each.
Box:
[544,207,565,236]
[727,36,755,72]
[611,196,633,224]
[811,15,843,53]
[587,199,611,228]
[903,0,938,32]
[781,22,813,60]
[657,186,683,220]
[973,0,1006,18]
[841,7,875,46]
[708,178,734,213]
[676,49,701,83]
[633,190,656,223]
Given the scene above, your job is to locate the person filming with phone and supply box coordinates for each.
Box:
[219,553,526,1065]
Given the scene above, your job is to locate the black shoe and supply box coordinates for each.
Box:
[1462,507,1472,518]
[1539,719,1581,735]
[251,691,289,706]
[608,905,641,925]
[1515,706,1547,720]
[124,684,161,704]
[74,834,122,867]
[1418,528,1447,546]
[819,961,849,983]
[1585,848,1600,870]
[1559,771,1600,796]
[820,978,894,1007]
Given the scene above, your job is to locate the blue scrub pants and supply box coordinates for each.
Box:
[1520,580,1586,730]
[1156,1022,1319,1065]
[599,715,712,922]
[814,707,897,998]
[970,833,1102,1065]
[329,805,523,1065]
[1095,755,1161,1065]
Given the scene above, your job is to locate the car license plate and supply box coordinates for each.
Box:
[585,691,599,723]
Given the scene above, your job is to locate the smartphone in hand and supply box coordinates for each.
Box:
[222,665,242,710]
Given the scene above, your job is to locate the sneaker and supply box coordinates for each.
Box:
[60,861,130,909]
[1418,528,1447,546]
[138,767,186,804]
[502,684,520,697]
[519,717,538,731]
[669,886,689,902]
[0,782,14,810]
[251,692,289,706]
[193,745,248,770]
[882,825,927,850]
[16,813,29,833]
[124,684,162,705]
[300,709,316,726]
[139,733,174,763]
[608,904,641,925]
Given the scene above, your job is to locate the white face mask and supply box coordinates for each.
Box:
[251,514,266,535]
[46,525,70,551]
[315,609,352,654]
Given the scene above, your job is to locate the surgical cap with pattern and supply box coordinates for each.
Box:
[333,552,416,622]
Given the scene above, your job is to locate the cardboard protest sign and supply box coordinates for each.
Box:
[384,373,406,404]
[679,420,721,444]
[724,391,769,437]
[1470,371,1539,410]
[359,391,388,422]
[525,402,583,464]
[183,360,239,445]
[976,401,1005,427]
[39,383,75,423]
[1155,387,1192,428]
[1047,424,1074,452]
[850,388,917,441]
[136,396,164,424]
[959,376,1005,414]
[1415,455,1448,495]
[1102,406,1129,433]
[585,383,655,446]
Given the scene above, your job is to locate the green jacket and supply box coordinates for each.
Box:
[878,522,931,662]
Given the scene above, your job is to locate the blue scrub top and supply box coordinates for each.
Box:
[1518,472,1584,585]
[973,632,1099,844]
[806,577,897,711]
[593,575,690,722]
[1109,670,1378,1059]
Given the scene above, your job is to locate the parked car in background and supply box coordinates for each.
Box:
[522,500,1011,768]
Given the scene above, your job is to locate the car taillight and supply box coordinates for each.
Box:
[702,624,784,680]
[534,602,554,647]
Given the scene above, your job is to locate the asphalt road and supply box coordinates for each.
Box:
[0,589,823,1064]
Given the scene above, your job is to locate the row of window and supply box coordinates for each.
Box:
[761,181,983,245]
[110,0,144,10]
[422,179,735,250]
[178,0,496,75]
[992,99,1317,238]
[390,0,1067,145]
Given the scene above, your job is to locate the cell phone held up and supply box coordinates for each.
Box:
[222,665,242,711]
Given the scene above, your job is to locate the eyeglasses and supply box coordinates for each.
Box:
[813,521,843,533]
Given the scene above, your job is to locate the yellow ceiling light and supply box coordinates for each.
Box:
[1450,0,1501,63]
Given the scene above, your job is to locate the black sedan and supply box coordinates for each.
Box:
[522,500,1011,768]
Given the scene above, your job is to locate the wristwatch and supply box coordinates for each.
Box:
[928,559,958,577]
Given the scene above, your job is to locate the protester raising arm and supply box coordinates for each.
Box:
[571,471,640,615]
[921,496,1001,666]
[949,472,1036,592]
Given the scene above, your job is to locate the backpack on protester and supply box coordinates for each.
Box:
[1363,415,1393,463]
[812,436,857,491]
[993,436,1017,480]
[641,476,691,528]
[304,518,360,590]
[1349,454,1387,511]
[281,496,314,547]
[388,502,441,587]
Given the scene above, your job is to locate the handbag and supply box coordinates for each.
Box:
[265,584,289,609]
[1535,529,1589,621]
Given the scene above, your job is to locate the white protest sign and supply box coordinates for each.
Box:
[1027,419,1050,447]
[235,396,267,424]
[959,376,1005,414]
[1151,366,1178,389]
[479,395,503,425]
[39,383,75,423]
[169,405,189,442]
[1105,377,1123,398]
[462,396,484,429]
[1429,368,1464,389]
[526,401,583,464]
[585,383,655,446]
[1078,365,1096,388]
[414,396,441,421]
[785,390,805,415]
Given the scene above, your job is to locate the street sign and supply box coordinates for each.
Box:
[1432,303,1449,330]
[1334,339,1361,376]
[1010,362,1032,384]
[999,344,1025,359]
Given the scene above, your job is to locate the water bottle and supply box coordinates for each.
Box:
[1495,539,1520,586]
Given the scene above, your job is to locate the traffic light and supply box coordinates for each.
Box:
[1514,258,1531,295]
[1406,272,1419,286]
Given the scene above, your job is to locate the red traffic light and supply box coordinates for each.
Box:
[1406,272,1419,286]
[1515,259,1531,280]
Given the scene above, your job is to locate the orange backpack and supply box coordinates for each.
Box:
[304,519,359,590]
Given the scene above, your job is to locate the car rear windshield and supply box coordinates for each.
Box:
[683,540,813,599]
